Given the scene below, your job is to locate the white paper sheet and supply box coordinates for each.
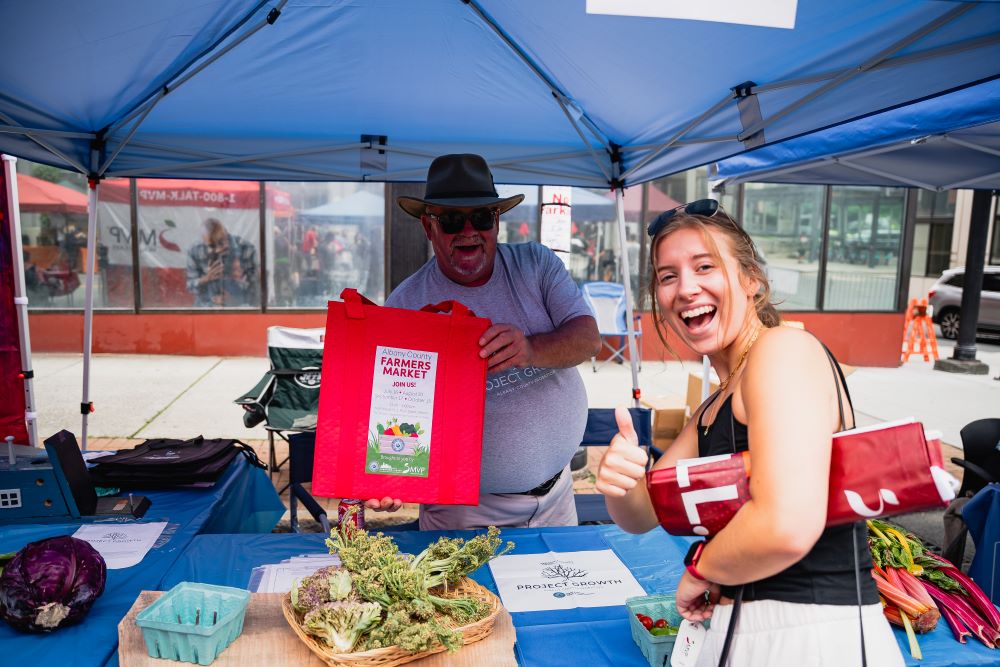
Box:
[488,549,646,612]
[72,521,167,569]
[254,555,341,593]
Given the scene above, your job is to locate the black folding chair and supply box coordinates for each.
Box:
[235,326,324,489]
[943,418,1000,566]
[286,432,330,534]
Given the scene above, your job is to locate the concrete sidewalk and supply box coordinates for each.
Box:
[24,337,1000,449]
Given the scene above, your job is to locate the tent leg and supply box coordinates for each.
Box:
[614,188,641,406]
[2,155,40,447]
[80,181,99,450]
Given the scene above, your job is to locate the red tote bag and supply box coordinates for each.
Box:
[312,289,491,505]
[647,419,953,537]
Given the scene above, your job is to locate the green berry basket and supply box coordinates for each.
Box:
[135,582,251,666]
[625,594,686,667]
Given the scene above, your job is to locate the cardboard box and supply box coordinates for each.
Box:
[640,395,687,451]
[686,371,719,418]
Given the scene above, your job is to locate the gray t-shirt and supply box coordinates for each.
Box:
[385,242,591,493]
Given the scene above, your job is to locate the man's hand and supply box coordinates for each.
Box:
[595,407,649,497]
[675,569,720,622]
[201,259,223,285]
[479,323,533,373]
[364,497,403,513]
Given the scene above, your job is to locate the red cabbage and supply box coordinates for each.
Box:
[0,535,106,632]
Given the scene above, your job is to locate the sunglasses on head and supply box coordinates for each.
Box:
[425,208,498,234]
[646,199,720,237]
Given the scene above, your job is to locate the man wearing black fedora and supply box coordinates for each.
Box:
[368,153,601,530]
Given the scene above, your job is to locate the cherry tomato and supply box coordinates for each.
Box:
[654,618,667,628]
[640,616,653,630]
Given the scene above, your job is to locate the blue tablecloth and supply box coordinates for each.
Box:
[160,525,998,667]
[0,457,285,667]
[964,483,1000,605]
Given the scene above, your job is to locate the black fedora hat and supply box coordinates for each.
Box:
[397,154,524,218]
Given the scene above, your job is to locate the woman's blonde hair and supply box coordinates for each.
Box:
[647,208,780,352]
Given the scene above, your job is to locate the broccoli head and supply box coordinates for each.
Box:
[302,600,382,652]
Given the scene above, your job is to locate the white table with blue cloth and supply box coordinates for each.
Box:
[159,524,999,667]
[0,457,285,667]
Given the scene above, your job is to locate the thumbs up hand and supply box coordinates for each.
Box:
[596,407,650,497]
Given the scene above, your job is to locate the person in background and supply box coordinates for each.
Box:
[595,200,903,666]
[186,218,258,306]
[368,153,601,530]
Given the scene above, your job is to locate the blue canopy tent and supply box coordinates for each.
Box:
[299,190,385,223]
[713,76,1000,371]
[713,77,1000,190]
[2,0,1000,443]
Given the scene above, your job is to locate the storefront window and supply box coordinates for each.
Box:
[912,189,956,278]
[825,186,905,310]
[18,160,133,310]
[742,183,825,310]
[992,194,1000,265]
[271,182,385,307]
[134,179,263,309]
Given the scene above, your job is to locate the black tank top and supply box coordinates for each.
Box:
[697,393,879,605]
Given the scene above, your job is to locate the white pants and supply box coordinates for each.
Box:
[695,599,905,667]
[418,465,577,530]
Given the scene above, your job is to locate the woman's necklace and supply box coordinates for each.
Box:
[705,327,762,435]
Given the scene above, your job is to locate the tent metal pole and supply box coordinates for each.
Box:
[0,125,96,140]
[620,93,733,182]
[738,4,973,142]
[491,149,595,165]
[2,154,39,447]
[98,99,159,176]
[747,35,1000,97]
[106,0,287,137]
[622,135,736,152]
[614,188,641,407]
[80,180,99,451]
[122,140,365,181]
[944,169,1000,191]
[0,111,88,174]
[552,94,612,182]
[833,159,938,191]
[111,141,366,178]
[941,135,1000,159]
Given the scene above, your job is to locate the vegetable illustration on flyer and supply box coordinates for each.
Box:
[365,346,438,477]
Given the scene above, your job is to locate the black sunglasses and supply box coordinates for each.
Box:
[646,199,719,237]
[425,208,498,234]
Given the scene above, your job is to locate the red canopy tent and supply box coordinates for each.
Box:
[16,173,88,214]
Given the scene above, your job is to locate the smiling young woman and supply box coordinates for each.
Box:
[595,202,904,666]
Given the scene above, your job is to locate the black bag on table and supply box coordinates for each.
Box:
[89,436,265,489]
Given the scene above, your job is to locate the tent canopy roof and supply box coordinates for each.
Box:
[2,1,1000,188]
[15,173,88,214]
[714,76,1000,191]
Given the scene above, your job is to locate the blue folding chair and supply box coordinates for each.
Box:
[581,281,641,372]
[574,407,654,525]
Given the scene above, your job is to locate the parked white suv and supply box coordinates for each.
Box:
[928,266,1000,339]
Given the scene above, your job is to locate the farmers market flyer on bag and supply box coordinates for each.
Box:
[488,550,646,612]
[313,289,490,504]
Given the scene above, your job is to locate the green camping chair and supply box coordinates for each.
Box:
[235,326,325,483]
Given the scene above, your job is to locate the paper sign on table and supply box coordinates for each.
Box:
[72,522,166,569]
[488,549,646,612]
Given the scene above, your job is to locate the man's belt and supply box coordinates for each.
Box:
[515,470,562,497]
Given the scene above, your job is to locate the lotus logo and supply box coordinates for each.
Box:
[294,367,322,389]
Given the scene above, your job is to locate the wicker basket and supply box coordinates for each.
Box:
[280,577,503,667]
